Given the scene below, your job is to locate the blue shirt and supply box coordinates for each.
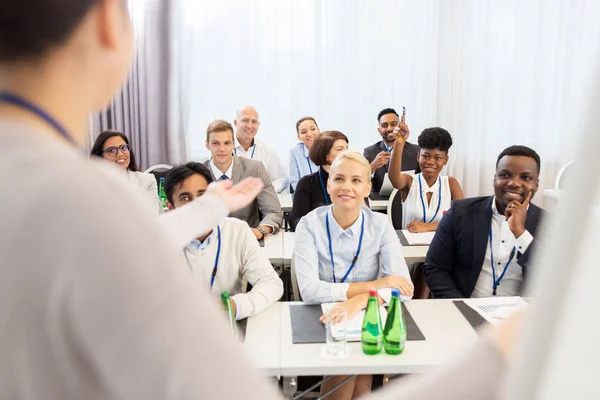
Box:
[294,205,412,304]
[289,143,318,191]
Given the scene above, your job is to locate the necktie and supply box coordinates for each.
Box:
[220,174,229,181]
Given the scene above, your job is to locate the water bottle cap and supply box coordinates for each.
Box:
[221,290,230,299]
[368,288,378,297]
[391,288,400,297]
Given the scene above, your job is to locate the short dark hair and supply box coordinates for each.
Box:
[309,131,349,166]
[295,117,318,133]
[0,0,99,61]
[418,127,453,152]
[496,145,541,173]
[377,108,398,123]
[164,162,214,205]
[206,120,234,141]
[90,130,139,172]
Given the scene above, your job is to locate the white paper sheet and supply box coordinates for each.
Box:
[321,302,387,341]
[401,230,436,245]
[463,296,528,326]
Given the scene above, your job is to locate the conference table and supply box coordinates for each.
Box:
[243,299,481,397]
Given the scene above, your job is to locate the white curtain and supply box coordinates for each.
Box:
[171,0,600,204]
[89,0,187,169]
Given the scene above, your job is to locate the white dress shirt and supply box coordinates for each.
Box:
[209,159,233,180]
[234,138,289,193]
[184,218,283,320]
[289,142,318,191]
[471,197,534,297]
[402,173,452,229]
[0,121,283,400]
[294,205,412,304]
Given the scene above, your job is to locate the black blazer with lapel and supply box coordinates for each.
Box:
[363,140,420,193]
[423,196,544,298]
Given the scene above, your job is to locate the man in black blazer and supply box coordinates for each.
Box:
[363,108,420,193]
[423,145,544,298]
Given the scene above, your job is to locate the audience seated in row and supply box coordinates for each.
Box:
[90,114,544,306]
[289,131,348,231]
[164,162,283,319]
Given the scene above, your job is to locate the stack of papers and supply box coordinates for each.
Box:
[463,296,528,326]
[401,230,436,245]
[321,302,387,341]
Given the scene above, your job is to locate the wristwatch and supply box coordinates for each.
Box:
[257,225,268,238]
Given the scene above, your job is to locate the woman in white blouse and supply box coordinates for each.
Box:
[91,130,162,215]
[289,116,320,191]
[389,125,464,232]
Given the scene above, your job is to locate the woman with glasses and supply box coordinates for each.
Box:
[91,130,162,215]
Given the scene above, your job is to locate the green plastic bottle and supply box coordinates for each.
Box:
[158,177,167,208]
[383,288,406,355]
[221,291,237,336]
[361,288,383,355]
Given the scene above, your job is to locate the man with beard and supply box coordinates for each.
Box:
[363,108,420,193]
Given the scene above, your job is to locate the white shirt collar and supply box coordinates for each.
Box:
[188,228,217,251]
[235,137,257,152]
[491,195,530,217]
[210,159,233,180]
[327,207,364,238]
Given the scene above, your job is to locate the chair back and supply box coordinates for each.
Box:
[290,256,301,301]
[387,189,403,230]
[144,164,173,188]
[555,161,575,189]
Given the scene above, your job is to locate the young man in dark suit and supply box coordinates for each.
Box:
[363,108,420,193]
[423,145,544,298]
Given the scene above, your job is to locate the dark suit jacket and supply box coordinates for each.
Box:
[288,168,331,231]
[363,140,420,193]
[203,157,282,230]
[423,196,544,298]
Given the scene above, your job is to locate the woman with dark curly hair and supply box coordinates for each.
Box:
[389,126,464,232]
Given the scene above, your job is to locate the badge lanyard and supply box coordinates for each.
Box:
[0,91,77,146]
[209,226,222,289]
[383,143,393,167]
[489,225,516,296]
[183,226,222,290]
[318,169,329,205]
[234,143,256,158]
[306,156,313,173]
[418,174,442,223]
[326,211,365,283]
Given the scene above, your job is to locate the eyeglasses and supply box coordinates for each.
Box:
[103,144,131,157]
